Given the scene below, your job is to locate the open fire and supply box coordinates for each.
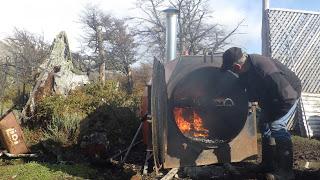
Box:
[173,107,209,138]
[145,8,258,168]
[148,58,257,168]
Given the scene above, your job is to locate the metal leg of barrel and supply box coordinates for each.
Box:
[120,122,143,165]
[143,150,153,175]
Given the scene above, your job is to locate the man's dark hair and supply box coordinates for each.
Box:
[221,47,243,71]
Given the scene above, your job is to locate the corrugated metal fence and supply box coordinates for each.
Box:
[265,8,320,138]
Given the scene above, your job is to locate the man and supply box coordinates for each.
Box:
[220,47,301,180]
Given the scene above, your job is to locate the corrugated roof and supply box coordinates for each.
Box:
[268,8,320,93]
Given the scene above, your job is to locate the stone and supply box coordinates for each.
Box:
[38,31,89,96]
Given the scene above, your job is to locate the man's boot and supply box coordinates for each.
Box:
[253,137,277,173]
[265,139,294,180]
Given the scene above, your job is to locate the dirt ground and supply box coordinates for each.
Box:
[103,135,320,180]
[8,135,318,179]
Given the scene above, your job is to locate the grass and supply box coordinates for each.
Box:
[0,161,98,180]
[292,135,320,145]
[0,134,317,180]
[0,100,14,116]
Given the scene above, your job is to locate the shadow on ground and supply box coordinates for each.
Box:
[15,103,142,179]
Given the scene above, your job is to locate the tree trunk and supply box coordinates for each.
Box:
[0,59,9,115]
[99,62,105,84]
[22,83,27,105]
[127,70,133,94]
[97,26,106,85]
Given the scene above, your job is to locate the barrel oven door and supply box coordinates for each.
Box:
[151,58,168,169]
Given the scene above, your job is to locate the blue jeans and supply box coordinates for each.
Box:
[260,100,299,141]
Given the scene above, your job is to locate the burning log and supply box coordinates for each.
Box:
[173,107,209,138]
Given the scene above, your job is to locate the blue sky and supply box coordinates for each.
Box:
[0,0,319,55]
[271,0,320,11]
[211,0,320,54]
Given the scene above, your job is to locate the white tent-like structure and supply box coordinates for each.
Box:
[262,0,320,138]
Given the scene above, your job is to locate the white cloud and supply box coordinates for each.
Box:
[1,0,317,55]
[208,0,262,53]
[0,0,137,51]
[0,0,263,53]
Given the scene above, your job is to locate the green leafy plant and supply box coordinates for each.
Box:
[43,115,81,145]
[33,80,141,147]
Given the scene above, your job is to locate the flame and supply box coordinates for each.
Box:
[174,108,191,133]
[174,108,209,138]
[193,111,209,137]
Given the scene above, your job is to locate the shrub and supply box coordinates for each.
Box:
[33,80,141,147]
[43,115,81,145]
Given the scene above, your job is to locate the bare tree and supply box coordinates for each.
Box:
[79,5,110,84]
[133,0,166,61]
[79,4,138,92]
[0,56,10,114]
[3,28,49,106]
[108,20,138,93]
[132,62,152,91]
[133,0,243,61]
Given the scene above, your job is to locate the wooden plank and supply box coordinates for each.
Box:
[160,168,179,180]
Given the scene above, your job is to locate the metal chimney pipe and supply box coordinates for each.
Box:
[261,0,271,57]
[263,0,270,10]
[163,7,179,61]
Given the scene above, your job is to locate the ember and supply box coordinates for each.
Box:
[174,107,209,138]
[193,112,209,137]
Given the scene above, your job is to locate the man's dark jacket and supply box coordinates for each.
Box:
[239,54,302,122]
